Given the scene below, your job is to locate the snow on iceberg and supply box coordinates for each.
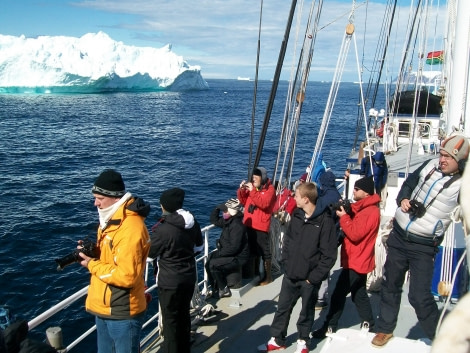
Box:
[0,32,209,93]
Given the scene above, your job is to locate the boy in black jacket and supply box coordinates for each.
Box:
[258,182,337,353]
[149,188,203,353]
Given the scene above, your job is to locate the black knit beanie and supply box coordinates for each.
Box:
[354,175,375,195]
[92,169,126,197]
[160,188,185,213]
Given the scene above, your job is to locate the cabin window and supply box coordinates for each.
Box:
[398,120,412,137]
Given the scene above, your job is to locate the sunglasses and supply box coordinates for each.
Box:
[353,187,361,191]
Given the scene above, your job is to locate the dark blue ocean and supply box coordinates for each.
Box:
[0,79,366,350]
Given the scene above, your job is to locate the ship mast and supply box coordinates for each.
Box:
[445,0,469,135]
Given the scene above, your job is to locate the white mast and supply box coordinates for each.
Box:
[446,0,470,135]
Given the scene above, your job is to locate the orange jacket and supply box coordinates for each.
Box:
[86,197,150,319]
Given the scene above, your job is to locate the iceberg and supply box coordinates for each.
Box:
[0,32,209,93]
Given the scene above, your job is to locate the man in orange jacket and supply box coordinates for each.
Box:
[79,169,150,353]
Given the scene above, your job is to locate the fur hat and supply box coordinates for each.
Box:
[354,175,375,195]
[225,198,241,216]
[440,134,470,162]
[92,169,126,197]
[160,188,185,213]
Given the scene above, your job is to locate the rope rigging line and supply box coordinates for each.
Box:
[273,0,324,188]
[252,0,298,171]
[307,1,358,180]
[272,0,307,191]
[247,0,264,179]
[352,0,398,151]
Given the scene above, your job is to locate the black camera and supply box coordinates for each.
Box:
[55,240,98,271]
[408,199,426,218]
[330,199,352,215]
[248,204,257,214]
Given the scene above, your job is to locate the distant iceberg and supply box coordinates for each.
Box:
[0,32,209,93]
[393,70,442,87]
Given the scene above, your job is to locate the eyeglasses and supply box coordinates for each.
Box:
[439,153,453,160]
[353,187,361,191]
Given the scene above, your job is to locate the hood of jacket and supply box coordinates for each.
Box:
[161,209,195,230]
[319,170,337,189]
[253,166,268,185]
[373,151,386,164]
[126,197,151,218]
[351,193,381,213]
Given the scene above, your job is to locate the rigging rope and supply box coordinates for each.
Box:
[307,2,358,179]
[247,0,265,179]
[252,0,298,171]
[273,0,323,188]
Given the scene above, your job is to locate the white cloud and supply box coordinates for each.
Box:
[3,0,447,82]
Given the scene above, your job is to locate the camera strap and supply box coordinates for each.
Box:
[415,168,461,211]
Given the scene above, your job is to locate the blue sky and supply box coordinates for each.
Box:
[0,0,446,82]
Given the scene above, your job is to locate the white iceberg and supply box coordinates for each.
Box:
[0,31,209,93]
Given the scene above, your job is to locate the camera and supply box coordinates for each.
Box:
[248,204,257,214]
[55,240,98,271]
[330,199,352,215]
[408,199,426,218]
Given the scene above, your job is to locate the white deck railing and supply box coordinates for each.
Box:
[27,224,215,352]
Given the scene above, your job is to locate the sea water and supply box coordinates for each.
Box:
[0,79,368,349]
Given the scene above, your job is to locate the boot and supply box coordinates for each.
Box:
[259,259,273,286]
[218,286,232,298]
[254,256,261,277]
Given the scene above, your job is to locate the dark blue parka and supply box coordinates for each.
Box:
[312,170,342,218]
[360,151,388,193]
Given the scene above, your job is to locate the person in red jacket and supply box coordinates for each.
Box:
[237,167,276,285]
[312,175,380,338]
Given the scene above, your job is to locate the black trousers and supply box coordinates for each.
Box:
[205,251,239,290]
[376,230,439,339]
[158,283,194,353]
[247,227,271,260]
[270,276,319,344]
[325,268,375,330]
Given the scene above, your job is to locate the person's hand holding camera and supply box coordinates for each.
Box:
[400,198,411,212]
[78,252,92,268]
[336,206,347,218]
[239,180,253,191]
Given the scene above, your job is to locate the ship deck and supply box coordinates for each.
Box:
[143,251,443,353]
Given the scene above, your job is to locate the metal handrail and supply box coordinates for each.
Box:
[26,224,215,351]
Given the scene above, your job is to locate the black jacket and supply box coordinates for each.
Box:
[282,209,337,285]
[210,207,249,263]
[149,210,203,289]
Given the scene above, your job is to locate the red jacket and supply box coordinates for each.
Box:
[339,193,380,274]
[237,180,276,232]
[272,188,297,215]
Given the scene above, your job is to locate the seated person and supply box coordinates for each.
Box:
[205,198,249,298]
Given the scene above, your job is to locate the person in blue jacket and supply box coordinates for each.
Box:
[360,151,388,194]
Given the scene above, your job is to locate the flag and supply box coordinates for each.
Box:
[426,50,444,65]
